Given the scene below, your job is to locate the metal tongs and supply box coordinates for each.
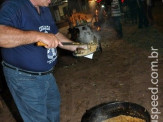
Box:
[36,41,94,59]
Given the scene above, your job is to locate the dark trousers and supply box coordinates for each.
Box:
[128,1,138,24]
[147,6,154,25]
[111,16,123,38]
[137,1,149,28]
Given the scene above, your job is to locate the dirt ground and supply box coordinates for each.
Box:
[0,1,163,122]
[56,25,163,122]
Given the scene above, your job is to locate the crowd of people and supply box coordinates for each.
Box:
[122,0,154,28]
[93,0,155,39]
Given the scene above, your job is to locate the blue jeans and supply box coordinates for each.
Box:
[2,62,61,122]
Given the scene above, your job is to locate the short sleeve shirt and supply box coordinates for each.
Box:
[0,0,59,72]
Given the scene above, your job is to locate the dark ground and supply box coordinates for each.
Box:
[0,1,163,122]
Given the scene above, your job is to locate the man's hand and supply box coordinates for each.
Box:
[76,44,88,50]
[73,43,98,57]
[37,32,63,48]
[0,25,62,48]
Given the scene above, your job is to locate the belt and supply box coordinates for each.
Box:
[2,61,53,76]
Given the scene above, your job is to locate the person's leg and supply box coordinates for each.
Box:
[138,8,143,28]
[134,9,138,24]
[3,66,52,122]
[118,18,123,38]
[115,17,123,38]
[148,6,154,25]
[46,74,61,122]
[142,2,149,27]
[112,17,117,32]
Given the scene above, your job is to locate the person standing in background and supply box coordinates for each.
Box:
[146,0,154,25]
[137,0,149,28]
[128,0,138,24]
[110,0,123,39]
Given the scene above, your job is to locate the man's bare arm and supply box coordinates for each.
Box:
[0,25,39,48]
[55,32,80,51]
[0,25,61,48]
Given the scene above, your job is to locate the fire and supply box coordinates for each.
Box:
[69,13,89,27]
[97,26,101,31]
